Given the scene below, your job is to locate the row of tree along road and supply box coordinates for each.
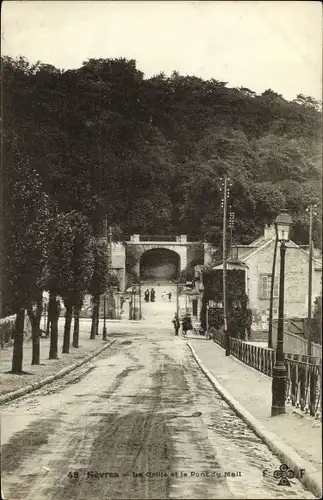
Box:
[2,154,114,371]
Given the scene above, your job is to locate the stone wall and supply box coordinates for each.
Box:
[248,241,321,332]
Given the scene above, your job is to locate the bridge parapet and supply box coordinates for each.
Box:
[129,234,189,243]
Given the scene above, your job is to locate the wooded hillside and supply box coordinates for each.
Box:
[2,56,322,247]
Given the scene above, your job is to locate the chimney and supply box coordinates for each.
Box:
[264,224,276,239]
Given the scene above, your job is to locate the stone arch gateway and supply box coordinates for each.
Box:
[124,235,204,288]
[140,248,181,282]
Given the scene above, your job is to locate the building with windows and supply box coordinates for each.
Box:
[213,225,322,333]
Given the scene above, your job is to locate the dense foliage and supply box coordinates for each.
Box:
[201,269,252,338]
[311,294,322,345]
[2,55,322,249]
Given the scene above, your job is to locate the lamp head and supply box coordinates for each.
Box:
[274,209,293,242]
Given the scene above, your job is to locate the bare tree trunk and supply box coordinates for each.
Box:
[72,306,80,348]
[12,309,25,373]
[27,296,43,365]
[46,304,50,338]
[90,294,99,339]
[96,295,100,335]
[48,292,59,359]
[62,300,73,353]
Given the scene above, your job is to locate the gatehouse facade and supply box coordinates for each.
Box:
[108,234,205,290]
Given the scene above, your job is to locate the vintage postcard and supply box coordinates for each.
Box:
[1,1,322,499]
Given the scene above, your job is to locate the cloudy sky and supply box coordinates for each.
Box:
[2,1,322,101]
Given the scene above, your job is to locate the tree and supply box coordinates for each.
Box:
[43,211,93,356]
[88,239,109,339]
[71,230,94,348]
[311,293,322,345]
[3,135,50,371]
[43,211,72,359]
[2,55,321,255]
[59,212,94,353]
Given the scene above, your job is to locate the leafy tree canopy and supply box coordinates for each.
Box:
[2,55,322,249]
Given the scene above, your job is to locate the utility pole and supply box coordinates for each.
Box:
[139,282,142,320]
[171,277,180,317]
[108,225,113,320]
[228,211,235,258]
[268,226,278,350]
[176,280,179,317]
[306,204,317,356]
[102,216,109,340]
[221,176,231,356]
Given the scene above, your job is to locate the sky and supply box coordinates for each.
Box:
[2,1,322,101]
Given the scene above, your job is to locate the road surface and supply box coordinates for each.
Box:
[1,324,315,499]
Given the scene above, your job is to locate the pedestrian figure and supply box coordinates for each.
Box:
[162,291,166,301]
[172,314,180,336]
[144,289,150,303]
[182,314,192,336]
[150,288,155,302]
[168,292,172,303]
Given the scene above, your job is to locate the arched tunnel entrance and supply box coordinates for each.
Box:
[140,248,180,284]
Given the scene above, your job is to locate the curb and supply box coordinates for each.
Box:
[187,341,322,499]
[0,339,116,406]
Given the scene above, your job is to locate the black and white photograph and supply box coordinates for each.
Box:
[0,1,322,499]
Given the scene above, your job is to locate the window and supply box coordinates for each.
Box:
[259,275,278,299]
[260,308,278,321]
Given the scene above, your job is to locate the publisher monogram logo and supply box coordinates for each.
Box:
[273,464,294,486]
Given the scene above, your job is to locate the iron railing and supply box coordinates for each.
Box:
[285,356,322,418]
[210,328,322,418]
[286,353,321,365]
[230,337,275,376]
[210,328,226,348]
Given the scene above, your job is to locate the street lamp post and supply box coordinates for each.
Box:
[132,285,136,320]
[306,204,317,356]
[171,278,180,316]
[221,176,231,356]
[271,209,293,417]
[107,225,114,320]
[176,280,180,317]
[102,293,107,340]
[268,225,278,350]
[139,282,142,320]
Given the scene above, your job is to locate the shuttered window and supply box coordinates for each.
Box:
[259,275,278,299]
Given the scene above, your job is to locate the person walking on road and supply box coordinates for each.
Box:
[182,314,192,336]
[150,288,155,303]
[168,292,172,303]
[144,289,150,303]
[172,314,180,336]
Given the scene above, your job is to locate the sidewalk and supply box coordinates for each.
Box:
[0,318,114,398]
[186,334,322,479]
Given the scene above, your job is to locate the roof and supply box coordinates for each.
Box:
[212,259,248,271]
[232,236,322,270]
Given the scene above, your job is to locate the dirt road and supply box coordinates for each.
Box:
[1,326,315,499]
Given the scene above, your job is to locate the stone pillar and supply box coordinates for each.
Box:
[203,243,214,266]
[180,247,187,271]
[134,259,140,280]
